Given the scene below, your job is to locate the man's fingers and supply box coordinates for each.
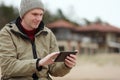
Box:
[49,52,60,58]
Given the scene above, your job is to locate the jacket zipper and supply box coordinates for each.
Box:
[31,40,39,80]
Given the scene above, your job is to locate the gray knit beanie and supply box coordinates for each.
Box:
[19,0,44,18]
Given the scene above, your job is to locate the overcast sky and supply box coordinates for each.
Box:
[0,0,120,28]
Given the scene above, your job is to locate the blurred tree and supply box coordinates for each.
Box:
[83,18,92,25]
[43,9,66,24]
[57,9,66,20]
[94,18,103,24]
[0,3,18,29]
[43,9,79,26]
[43,10,59,24]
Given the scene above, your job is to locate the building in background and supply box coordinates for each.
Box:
[47,19,120,54]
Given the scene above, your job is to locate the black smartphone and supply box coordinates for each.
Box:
[54,51,77,62]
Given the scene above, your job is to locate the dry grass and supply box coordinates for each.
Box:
[77,53,120,66]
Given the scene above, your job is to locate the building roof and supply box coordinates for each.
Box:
[47,19,120,33]
[76,23,120,33]
[46,19,76,30]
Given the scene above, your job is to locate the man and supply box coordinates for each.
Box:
[0,0,77,80]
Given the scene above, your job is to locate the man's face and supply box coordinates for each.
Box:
[21,8,44,30]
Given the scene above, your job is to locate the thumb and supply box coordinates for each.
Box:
[49,52,60,58]
[75,50,79,55]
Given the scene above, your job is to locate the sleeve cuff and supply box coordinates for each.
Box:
[36,58,42,71]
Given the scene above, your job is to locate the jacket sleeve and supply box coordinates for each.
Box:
[0,28,37,78]
[48,31,72,77]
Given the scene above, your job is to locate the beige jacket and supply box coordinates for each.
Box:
[0,18,71,80]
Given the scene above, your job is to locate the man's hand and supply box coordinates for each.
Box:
[39,52,59,66]
[64,50,78,68]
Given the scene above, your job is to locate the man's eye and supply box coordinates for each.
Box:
[32,13,38,16]
[40,14,43,16]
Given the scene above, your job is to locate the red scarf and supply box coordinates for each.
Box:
[21,25,36,41]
